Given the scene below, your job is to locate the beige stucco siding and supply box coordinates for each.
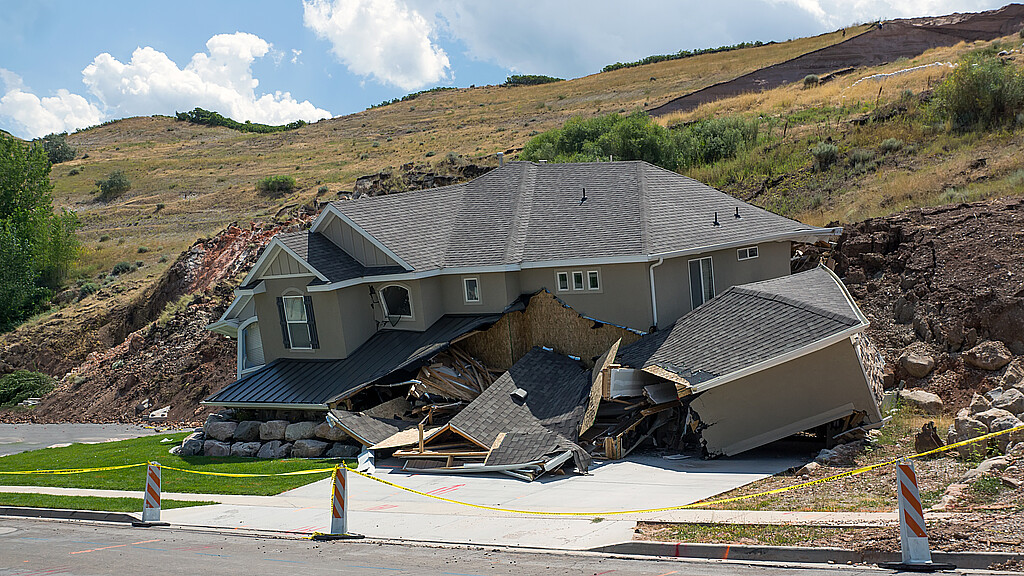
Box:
[689,336,881,457]
[653,241,791,329]
[336,285,376,356]
[322,216,399,267]
[439,272,513,315]
[255,277,348,362]
[519,263,654,331]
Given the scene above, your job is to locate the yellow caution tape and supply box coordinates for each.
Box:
[159,465,339,478]
[0,463,147,475]
[347,423,1024,517]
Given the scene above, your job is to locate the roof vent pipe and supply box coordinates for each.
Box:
[713,212,720,226]
[496,152,504,167]
[580,187,588,205]
[735,207,741,218]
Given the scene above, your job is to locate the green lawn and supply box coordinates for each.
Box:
[0,433,350,495]
[0,492,214,512]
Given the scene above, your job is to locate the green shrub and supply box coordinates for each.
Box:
[879,138,904,153]
[502,75,564,87]
[256,175,296,194]
[96,170,131,200]
[77,282,99,299]
[110,261,134,275]
[38,132,76,164]
[849,148,875,166]
[932,52,1024,131]
[425,150,436,157]
[68,168,80,176]
[175,108,305,133]
[811,142,838,171]
[154,203,165,212]
[317,185,329,195]
[0,370,55,407]
[601,40,769,73]
[137,246,149,253]
[803,74,820,88]
[98,234,110,242]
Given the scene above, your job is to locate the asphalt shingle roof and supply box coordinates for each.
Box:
[329,409,415,446]
[277,231,404,283]
[617,267,865,388]
[326,161,831,271]
[205,314,501,406]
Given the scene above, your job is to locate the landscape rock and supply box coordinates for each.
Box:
[989,416,1023,452]
[952,416,988,459]
[900,352,935,378]
[285,421,317,442]
[230,442,262,458]
[964,340,1013,371]
[257,441,292,459]
[314,421,348,442]
[999,359,1024,390]
[291,439,328,458]
[899,389,943,415]
[203,440,231,457]
[969,393,992,415]
[985,387,1005,403]
[205,421,238,442]
[179,431,205,456]
[204,412,231,428]
[992,388,1024,415]
[259,420,289,441]
[797,461,821,475]
[974,407,1015,429]
[962,456,1009,483]
[325,443,361,458]
[233,421,262,442]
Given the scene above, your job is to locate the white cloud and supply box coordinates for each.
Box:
[303,0,451,90]
[82,32,331,126]
[0,69,101,138]
[768,0,1005,28]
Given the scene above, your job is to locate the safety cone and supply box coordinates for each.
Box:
[311,465,362,540]
[133,461,169,527]
[878,460,954,572]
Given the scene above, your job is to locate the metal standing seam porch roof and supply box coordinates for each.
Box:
[204,314,502,409]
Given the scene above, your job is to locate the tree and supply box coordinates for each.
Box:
[38,132,76,164]
[0,133,80,331]
[96,169,131,200]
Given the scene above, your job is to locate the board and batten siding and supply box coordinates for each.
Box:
[322,216,399,267]
[264,249,311,277]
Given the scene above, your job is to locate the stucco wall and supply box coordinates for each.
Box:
[336,284,376,356]
[653,241,791,329]
[256,277,348,362]
[519,263,654,331]
[689,336,881,457]
[439,272,513,314]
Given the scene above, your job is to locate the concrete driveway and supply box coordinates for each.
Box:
[163,449,807,549]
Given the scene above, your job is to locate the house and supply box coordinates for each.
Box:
[206,160,841,413]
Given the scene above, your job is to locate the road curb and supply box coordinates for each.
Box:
[590,541,1024,570]
[0,506,140,524]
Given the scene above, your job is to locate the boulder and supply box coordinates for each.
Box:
[204,411,233,427]
[1000,359,1024,390]
[168,445,182,456]
[899,389,943,415]
[325,443,361,458]
[205,421,237,442]
[975,408,1015,429]
[179,431,205,456]
[989,416,1023,453]
[260,420,289,441]
[797,461,821,476]
[993,388,1024,415]
[964,340,1013,371]
[985,387,1005,403]
[233,421,262,442]
[969,393,992,415]
[814,448,838,464]
[953,416,988,459]
[962,456,1009,483]
[314,421,348,442]
[203,440,231,457]
[257,440,292,459]
[230,442,262,458]
[285,421,317,442]
[291,439,328,458]
[900,352,935,379]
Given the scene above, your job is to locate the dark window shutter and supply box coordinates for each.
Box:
[304,295,320,349]
[276,297,291,349]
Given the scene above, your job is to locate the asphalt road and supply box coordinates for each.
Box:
[0,424,179,457]
[0,517,974,576]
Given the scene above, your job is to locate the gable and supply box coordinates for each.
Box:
[249,244,316,282]
[321,214,400,268]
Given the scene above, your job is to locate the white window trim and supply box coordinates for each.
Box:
[237,317,264,377]
[463,277,481,304]
[688,256,715,309]
[737,246,759,261]
[281,293,314,350]
[556,271,570,292]
[572,271,585,291]
[379,283,415,321]
[586,270,600,291]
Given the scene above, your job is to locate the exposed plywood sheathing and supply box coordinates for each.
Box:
[580,339,620,436]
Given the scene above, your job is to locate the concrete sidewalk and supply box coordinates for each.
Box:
[0,450,916,550]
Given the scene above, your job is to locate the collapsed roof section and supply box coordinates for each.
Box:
[203,314,501,409]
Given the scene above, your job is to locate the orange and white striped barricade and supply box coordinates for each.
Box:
[133,461,169,527]
[312,465,362,540]
[878,460,953,572]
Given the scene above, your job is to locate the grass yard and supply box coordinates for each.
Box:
[0,492,214,512]
[0,433,348,495]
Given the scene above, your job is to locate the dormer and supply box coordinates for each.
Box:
[311,204,409,269]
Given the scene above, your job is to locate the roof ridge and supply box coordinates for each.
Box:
[729,285,860,326]
[504,163,534,264]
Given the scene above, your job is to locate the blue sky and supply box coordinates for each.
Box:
[0,0,1008,138]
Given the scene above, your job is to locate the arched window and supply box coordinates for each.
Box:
[239,319,265,374]
[379,284,413,320]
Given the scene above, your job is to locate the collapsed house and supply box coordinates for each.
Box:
[198,160,882,479]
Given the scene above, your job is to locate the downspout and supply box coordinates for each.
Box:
[648,257,664,331]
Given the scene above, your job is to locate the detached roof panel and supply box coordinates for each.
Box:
[205,314,501,407]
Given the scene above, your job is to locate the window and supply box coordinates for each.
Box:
[572,271,585,291]
[737,246,759,261]
[689,257,715,310]
[464,277,480,303]
[587,270,600,290]
[380,284,413,319]
[278,294,317,350]
[241,321,264,370]
[556,271,570,292]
